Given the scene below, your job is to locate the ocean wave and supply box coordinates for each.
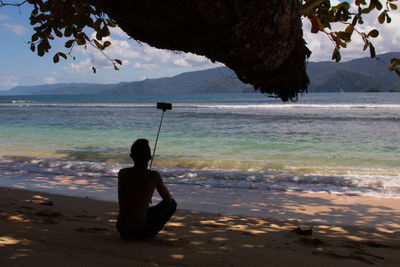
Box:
[1,156,399,198]
[2,102,400,110]
[185,104,400,109]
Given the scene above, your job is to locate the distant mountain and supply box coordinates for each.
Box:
[101,67,252,94]
[1,52,399,95]
[307,52,400,92]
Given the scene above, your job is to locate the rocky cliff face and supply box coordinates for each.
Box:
[91,0,310,101]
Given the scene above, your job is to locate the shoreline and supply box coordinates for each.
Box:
[2,166,400,229]
[1,187,400,266]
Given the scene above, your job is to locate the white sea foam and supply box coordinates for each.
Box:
[1,156,399,198]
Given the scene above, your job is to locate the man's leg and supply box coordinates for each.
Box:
[145,199,177,236]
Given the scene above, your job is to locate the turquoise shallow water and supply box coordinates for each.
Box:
[0,93,400,197]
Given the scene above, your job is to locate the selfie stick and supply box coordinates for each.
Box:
[150,102,172,169]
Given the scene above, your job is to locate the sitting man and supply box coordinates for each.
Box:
[116,138,177,240]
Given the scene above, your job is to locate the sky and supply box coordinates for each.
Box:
[0,1,399,91]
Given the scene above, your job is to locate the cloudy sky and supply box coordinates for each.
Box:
[0,2,399,91]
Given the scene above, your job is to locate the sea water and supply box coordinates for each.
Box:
[0,93,399,198]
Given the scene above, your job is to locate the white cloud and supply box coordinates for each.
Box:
[63,58,92,72]
[43,76,57,84]
[0,74,20,88]
[134,62,156,71]
[110,27,130,38]
[173,58,191,67]
[1,22,28,35]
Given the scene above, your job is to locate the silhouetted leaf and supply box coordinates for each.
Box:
[65,40,74,48]
[103,41,111,48]
[53,53,59,63]
[93,39,103,50]
[378,11,386,24]
[369,44,376,58]
[58,52,67,60]
[367,29,379,38]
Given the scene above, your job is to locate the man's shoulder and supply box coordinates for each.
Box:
[118,167,133,176]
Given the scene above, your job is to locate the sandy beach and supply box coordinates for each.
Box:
[1,186,400,266]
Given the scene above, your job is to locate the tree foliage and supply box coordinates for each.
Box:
[1,0,399,93]
[302,0,399,75]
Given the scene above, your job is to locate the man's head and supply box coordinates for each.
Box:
[130,139,152,164]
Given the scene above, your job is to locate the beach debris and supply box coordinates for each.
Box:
[291,227,313,236]
[40,200,54,206]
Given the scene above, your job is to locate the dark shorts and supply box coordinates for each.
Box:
[117,199,177,240]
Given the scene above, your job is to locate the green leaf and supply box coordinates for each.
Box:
[345,25,354,35]
[106,19,117,27]
[53,53,59,63]
[363,42,369,51]
[390,58,400,65]
[386,13,392,23]
[361,7,372,14]
[378,11,386,24]
[65,40,74,48]
[64,27,72,37]
[93,18,102,31]
[367,29,379,38]
[92,66,96,74]
[336,31,351,42]
[389,3,398,10]
[113,64,119,71]
[31,33,39,42]
[76,37,86,45]
[369,44,376,58]
[332,48,341,62]
[93,39,104,50]
[38,43,45,57]
[114,59,122,65]
[103,41,111,48]
[58,52,67,60]
[96,31,103,41]
[375,0,383,10]
[395,68,400,76]
[30,43,35,52]
[54,28,63,38]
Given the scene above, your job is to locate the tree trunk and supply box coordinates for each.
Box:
[92,0,310,101]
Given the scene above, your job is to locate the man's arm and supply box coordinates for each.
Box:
[154,171,172,201]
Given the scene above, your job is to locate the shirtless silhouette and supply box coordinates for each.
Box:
[116,139,177,239]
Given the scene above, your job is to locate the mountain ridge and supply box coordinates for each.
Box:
[1,52,399,95]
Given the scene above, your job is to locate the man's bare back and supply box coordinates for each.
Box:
[118,167,172,230]
[116,139,176,239]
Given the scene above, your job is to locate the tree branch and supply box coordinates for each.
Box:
[0,1,27,7]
